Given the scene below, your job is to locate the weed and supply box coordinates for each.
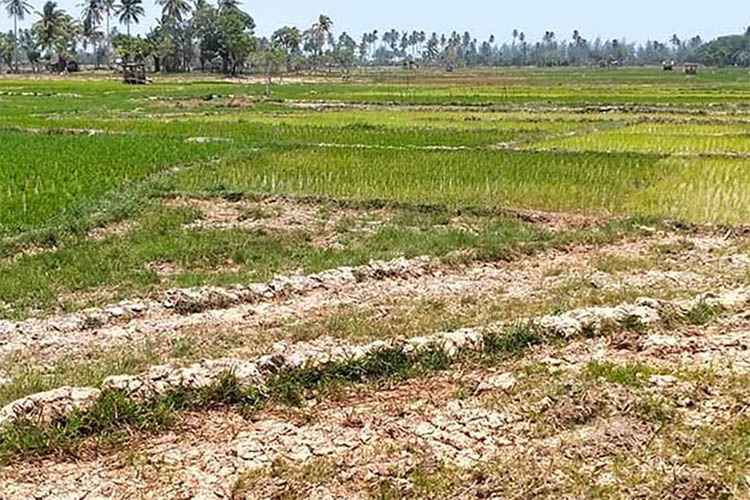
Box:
[483,323,541,358]
[686,301,722,326]
[584,361,654,387]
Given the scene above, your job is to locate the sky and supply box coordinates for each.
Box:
[1,0,747,45]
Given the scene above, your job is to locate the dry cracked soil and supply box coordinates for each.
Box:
[2,200,750,500]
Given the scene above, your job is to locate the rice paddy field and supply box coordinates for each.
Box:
[3,67,750,499]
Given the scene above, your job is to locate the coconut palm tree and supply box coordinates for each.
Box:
[314,14,333,53]
[314,14,333,37]
[271,25,301,71]
[80,0,104,66]
[216,0,238,12]
[35,1,61,54]
[79,0,103,30]
[101,0,114,62]
[2,0,33,71]
[34,1,65,58]
[157,0,190,23]
[303,14,333,70]
[115,0,143,35]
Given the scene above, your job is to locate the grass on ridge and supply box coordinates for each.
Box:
[0,197,655,319]
[0,316,621,464]
[0,294,730,466]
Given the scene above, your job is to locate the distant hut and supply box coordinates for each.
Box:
[684,63,699,75]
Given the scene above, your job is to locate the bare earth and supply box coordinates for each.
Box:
[1,189,750,499]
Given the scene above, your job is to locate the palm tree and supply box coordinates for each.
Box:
[216,0,238,12]
[2,0,33,72]
[35,1,65,57]
[157,0,190,23]
[101,0,114,63]
[80,0,104,66]
[314,14,333,39]
[115,0,143,35]
[670,34,681,52]
[304,14,332,70]
[271,25,301,71]
[156,0,190,71]
[79,0,103,30]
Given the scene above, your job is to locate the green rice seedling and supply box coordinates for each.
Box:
[174,146,663,215]
[0,131,230,236]
[536,122,750,155]
[633,156,750,224]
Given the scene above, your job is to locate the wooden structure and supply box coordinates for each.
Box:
[684,63,698,75]
[122,62,148,85]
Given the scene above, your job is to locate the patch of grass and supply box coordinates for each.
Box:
[0,329,250,408]
[595,255,650,274]
[0,372,257,464]
[232,457,339,500]
[266,347,417,406]
[583,360,655,387]
[483,323,543,358]
[0,344,447,462]
[170,336,196,358]
[0,200,654,320]
[620,313,647,333]
[551,275,599,297]
[369,481,408,500]
[633,395,676,425]
[689,417,750,491]
[0,342,161,407]
[686,301,722,326]
[0,389,178,462]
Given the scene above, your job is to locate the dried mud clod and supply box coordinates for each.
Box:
[1,225,750,499]
[1,287,746,430]
[2,228,745,367]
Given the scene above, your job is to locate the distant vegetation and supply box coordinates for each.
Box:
[1,0,750,74]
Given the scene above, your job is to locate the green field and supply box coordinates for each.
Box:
[7,68,750,496]
[2,67,750,316]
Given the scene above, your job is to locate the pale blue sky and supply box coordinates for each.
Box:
[1,0,747,45]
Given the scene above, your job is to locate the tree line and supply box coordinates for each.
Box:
[2,0,750,74]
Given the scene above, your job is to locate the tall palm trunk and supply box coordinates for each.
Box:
[105,11,110,66]
[13,16,18,73]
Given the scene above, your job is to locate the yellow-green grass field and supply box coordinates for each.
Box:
[1,67,750,317]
